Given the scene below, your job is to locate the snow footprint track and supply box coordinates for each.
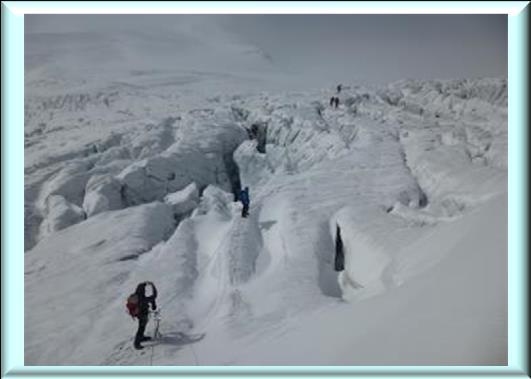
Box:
[192,213,244,332]
[191,218,235,332]
[104,339,154,366]
[192,205,264,333]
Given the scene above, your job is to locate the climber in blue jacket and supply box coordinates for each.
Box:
[240,187,250,218]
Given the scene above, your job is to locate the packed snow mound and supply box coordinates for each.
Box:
[24,75,507,365]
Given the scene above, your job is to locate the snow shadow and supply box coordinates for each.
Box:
[258,220,277,231]
[316,222,342,298]
[155,331,205,347]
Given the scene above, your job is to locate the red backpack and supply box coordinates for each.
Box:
[126,293,140,318]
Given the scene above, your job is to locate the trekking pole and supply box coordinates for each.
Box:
[149,309,161,366]
[151,309,162,339]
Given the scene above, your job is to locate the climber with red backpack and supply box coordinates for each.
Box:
[126,281,158,350]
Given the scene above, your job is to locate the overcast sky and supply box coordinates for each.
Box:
[26,14,507,84]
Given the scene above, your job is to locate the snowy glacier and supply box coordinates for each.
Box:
[24,29,507,366]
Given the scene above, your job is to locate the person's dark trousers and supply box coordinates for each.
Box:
[242,204,249,217]
[135,316,148,346]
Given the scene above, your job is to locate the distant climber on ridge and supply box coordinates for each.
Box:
[334,97,339,108]
[126,281,158,350]
[239,187,250,218]
[337,84,342,93]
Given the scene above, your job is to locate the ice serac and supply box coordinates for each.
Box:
[83,174,124,217]
[194,185,234,218]
[38,161,92,208]
[234,140,272,189]
[331,207,391,299]
[164,182,200,216]
[128,117,177,159]
[39,195,86,238]
[117,119,247,206]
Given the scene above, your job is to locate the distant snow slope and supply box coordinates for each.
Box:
[25,30,507,365]
[25,29,280,96]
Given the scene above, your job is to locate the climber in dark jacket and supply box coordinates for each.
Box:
[240,187,250,218]
[133,281,158,350]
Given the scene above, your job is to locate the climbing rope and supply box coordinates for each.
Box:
[161,218,236,308]
[189,343,200,365]
[144,197,263,365]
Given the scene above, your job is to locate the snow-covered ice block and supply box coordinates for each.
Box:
[117,119,247,206]
[83,174,124,217]
[194,185,233,219]
[331,207,392,300]
[117,155,183,205]
[39,161,92,208]
[164,182,200,215]
[95,146,131,167]
[129,118,177,159]
[234,140,272,189]
[39,195,86,238]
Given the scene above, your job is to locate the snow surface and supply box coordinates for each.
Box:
[24,29,507,365]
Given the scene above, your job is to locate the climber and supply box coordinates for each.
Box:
[337,84,342,93]
[334,97,339,109]
[240,187,250,218]
[126,281,158,350]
